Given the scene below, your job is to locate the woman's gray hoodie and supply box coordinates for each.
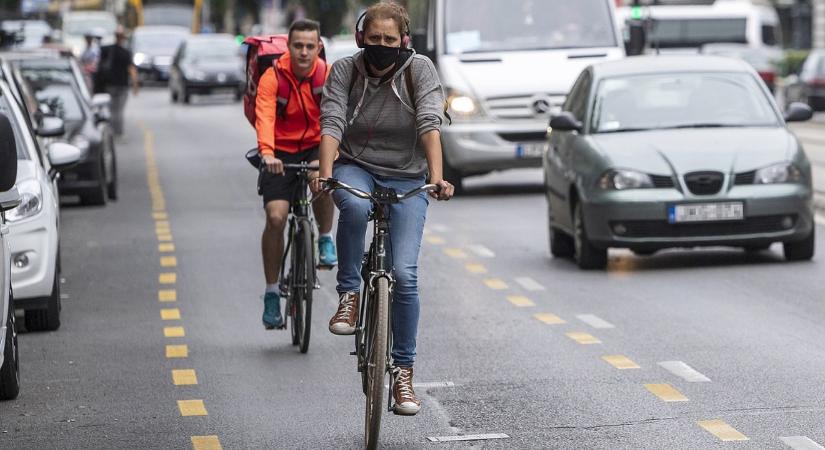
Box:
[320,50,446,178]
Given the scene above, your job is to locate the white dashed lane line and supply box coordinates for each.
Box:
[467,244,496,258]
[658,361,711,382]
[429,224,451,233]
[780,436,825,450]
[575,314,615,329]
[514,277,545,291]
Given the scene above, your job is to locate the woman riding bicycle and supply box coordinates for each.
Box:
[311,1,454,416]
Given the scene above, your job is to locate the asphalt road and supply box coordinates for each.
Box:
[2,88,825,449]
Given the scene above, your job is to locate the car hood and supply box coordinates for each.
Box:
[589,127,797,175]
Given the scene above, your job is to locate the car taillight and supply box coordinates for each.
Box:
[810,78,825,88]
[758,71,776,85]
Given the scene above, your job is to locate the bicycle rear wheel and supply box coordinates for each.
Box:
[364,277,389,450]
[296,219,314,354]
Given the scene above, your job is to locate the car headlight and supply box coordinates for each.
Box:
[6,179,43,222]
[446,88,485,119]
[133,52,149,67]
[755,163,802,184]
[598,169,653,190]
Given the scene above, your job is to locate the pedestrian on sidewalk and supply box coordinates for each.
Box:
[96,26,138,136]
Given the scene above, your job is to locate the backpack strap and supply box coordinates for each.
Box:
[275,62,290,120]
[310,59,327,105]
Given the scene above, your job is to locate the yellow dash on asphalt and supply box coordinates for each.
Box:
[602,355,640,369]
[443,248,468,259]
[534,313,566,324]
[644,383,689,402]
[172,369,198,386]
[161,308,181,320]
[160,256,178,267]
[483,278,508,290]
[158,289,177,302]
[157,234,173,242]
[159,273,177,285]
[152,212,168,220]
[164,326,185,338]
[425,235,446,245]
[191,436,223,450]
[697,420,749,441]
[177,399,207,416]
[565,332,601,344]
[465,263,488,274]
[507,295,535,307]
[158,243,175,252]
[166,344,189,358]
[155,220,170,229]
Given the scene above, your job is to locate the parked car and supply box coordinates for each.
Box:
[784,49,825,112]
[701,43,779,93]
[169,34,244,103]
[61,11,117,56]
[1,20,52,50]
[544,56,815,269]
[325,35,359,64]
[131,25,190,82]
[0,111,21,400]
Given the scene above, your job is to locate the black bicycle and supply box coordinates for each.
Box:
[322,178,438,450]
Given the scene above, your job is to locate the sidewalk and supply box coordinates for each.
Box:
[790,121,825,212]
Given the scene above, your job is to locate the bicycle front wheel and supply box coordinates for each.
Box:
[296,219,314,354]
[364,277,389,450]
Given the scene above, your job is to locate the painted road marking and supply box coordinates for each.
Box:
[159,289,177,302]
[164,326,185,338]
[155,220,170,229]
[160,256,178,267]
[429,224,450,233]
[515,277,545,291]
[644,383,688,402]
[467,245,495,258]
[159,273,177,285]
[427,434,509,443]
[697,420,748,441]
[425,235,446,245]
[465,263,488,274]
[152,212,168,220]
[444,248,468,259]
[161,308,181,320]
[658,361,711,383]
[172,369,198,386]
[565,332,601,344]
[780,436,825,449]
[191,436,223,450]
[178,400,208,416]
[483,278,508,290]
[158,243,176,253]
[166,345,189,358]
[534,313,566,325]
[157,234,173,242]
[576,314,615,329]
[507,295,535,307]
[602,355,640,369]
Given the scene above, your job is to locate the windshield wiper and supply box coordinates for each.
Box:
[659,123,750,130]
[596,127,654,134]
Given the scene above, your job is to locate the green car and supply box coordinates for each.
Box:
[543,55,815,270]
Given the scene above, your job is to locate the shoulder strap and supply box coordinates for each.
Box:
[274,60,289,119]
[310,59,327,105]
[404,64,415,109]
[347,59,359,100]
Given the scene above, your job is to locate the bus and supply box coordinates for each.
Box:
[126,0,204,34]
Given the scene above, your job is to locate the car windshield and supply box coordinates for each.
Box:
[63,17,117,36]
[0,94,30,160]
[134,31,188,53]
[187,40,238,59]
[649,18,747,48]
[20,69,84,122]
[143,6,193,29]
[591,72,779,133]
[445,0,616,54]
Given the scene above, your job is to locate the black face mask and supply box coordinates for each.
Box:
[363,44,400,71]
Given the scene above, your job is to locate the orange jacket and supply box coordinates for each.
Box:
[255,52,325,157]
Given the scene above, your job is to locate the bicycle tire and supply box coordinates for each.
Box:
[297,219,314,354]
[364,277,389,450]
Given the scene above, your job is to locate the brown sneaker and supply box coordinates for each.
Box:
[392,367,421,416]
[329,291,359,335]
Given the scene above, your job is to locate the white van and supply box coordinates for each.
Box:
[405,0,625,191]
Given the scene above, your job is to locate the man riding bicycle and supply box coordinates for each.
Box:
[256,19,336,329]
[311,2,454,416]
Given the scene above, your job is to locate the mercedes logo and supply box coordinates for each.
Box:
[533,98,552,115]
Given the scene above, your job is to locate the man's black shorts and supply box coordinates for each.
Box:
[260,147,320,207]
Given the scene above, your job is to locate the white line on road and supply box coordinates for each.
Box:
[429,224,451,233]
[515,277,545,291]
[658,361,711,382]
[467,244,496,258]
[780,436,825,450]
[576,314,615,329]
[427,433,510,443]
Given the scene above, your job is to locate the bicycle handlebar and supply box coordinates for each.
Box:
[282,162,320,171]
[321,178,439,203]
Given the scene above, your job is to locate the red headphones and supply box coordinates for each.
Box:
[354,11,411,49]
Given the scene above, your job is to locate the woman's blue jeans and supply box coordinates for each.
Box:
[332,162,428,368]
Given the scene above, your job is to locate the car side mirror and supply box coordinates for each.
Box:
[0,113,17,192]
[549,111,583,132]
[0,187,21,212]
[784,102,813,122]
[47,142,82,174]
[37,116,66,138]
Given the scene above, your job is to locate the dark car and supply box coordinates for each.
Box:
[169,34,244,103]
[784,49,825,111]
[544,56,814,270]
[131,25,189,83]
[701,43,780,93]
[14,58,117,205]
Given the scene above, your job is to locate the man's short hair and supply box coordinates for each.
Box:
[288,19,321,42]
[363,1,410,37]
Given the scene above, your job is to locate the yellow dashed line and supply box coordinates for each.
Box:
[177,399,208,416]
[158,243,176,252]
[161,308,181,320]
[153,212,168,220]
[160,256,178,267]
[602,355,640,369]
[507,295,535,307]
[159,289,177,302]
[697,420,749,441]
[191,436,223,450]
[533,313,566,324]
[483,278,508,290]
[443,248,468,259]
[644,383,689,402]
[164,326,185,338]
[465,263,488,274]
[157,233,174,242]
[565,332,601,344]
[155,220,170,229]
[166,345,189,358]
[159,273,177,285]
[425,235,446,245]
[172,369,198,386]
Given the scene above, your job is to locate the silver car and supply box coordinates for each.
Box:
[544,56,815,269]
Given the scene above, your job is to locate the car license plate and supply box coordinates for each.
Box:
[668,202,744,223]
[515,142,546,158]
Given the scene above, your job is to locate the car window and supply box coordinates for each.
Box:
[761,24,779,47]
[564,70,592,122]
[19,68,85,122]
[649,18,747,48]
[0,94,30,160]
[186,40,238,60]
[591,72,779,133]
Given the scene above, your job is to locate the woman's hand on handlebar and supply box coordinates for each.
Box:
[430,179,454,201]
[262,154,284,175]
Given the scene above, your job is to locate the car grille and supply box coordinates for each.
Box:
[734,171,756,185]
[497,131,548,142]
[684,171,724,195]
[485,94,566,120]
[650,174,675,188]
[611,215,796,238]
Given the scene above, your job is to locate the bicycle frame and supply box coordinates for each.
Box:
[278,163,317,294]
